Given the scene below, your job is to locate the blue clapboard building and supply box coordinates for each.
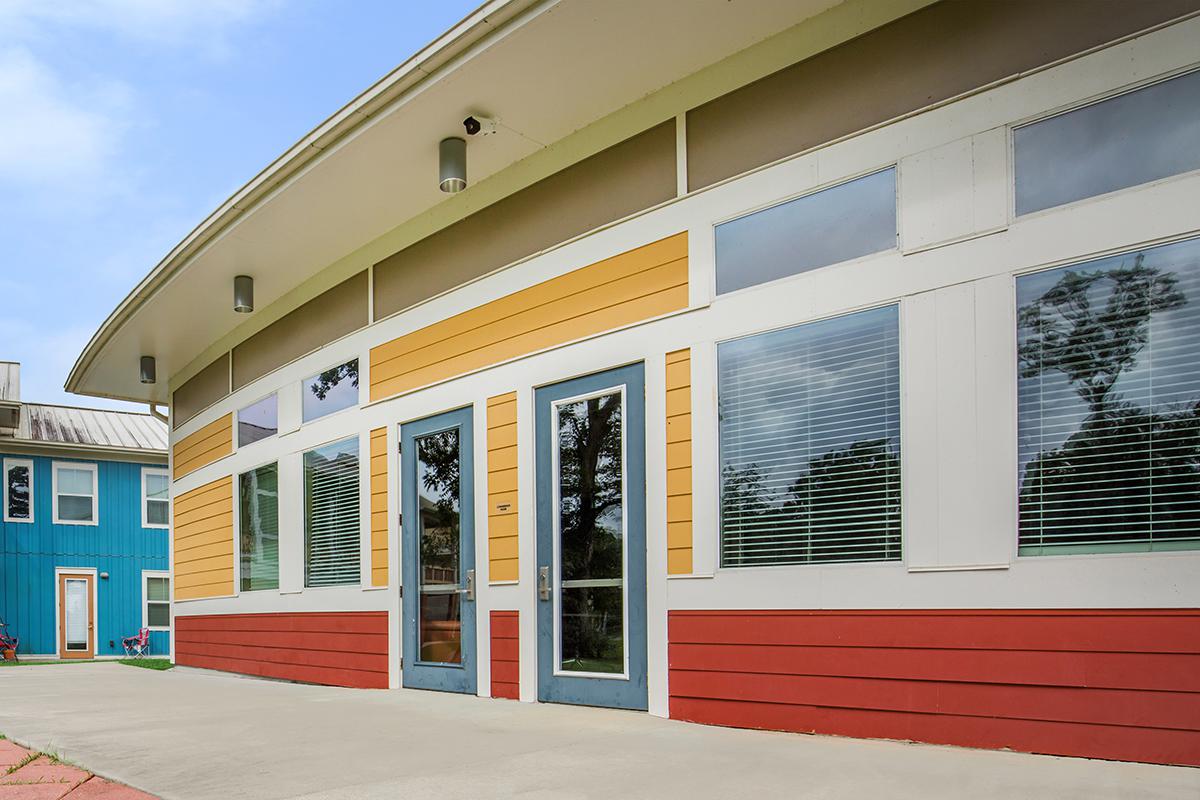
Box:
[0,362,170,659]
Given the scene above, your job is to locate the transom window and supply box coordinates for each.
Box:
[715,167,897,295]
[719,305,901,567]
[142,469,169,529]
[238,393,278,447]
[1014,68,1200,216]
[1017,236,1200,554]
[53,462,97,525]
[4,458,33,523]
[302,359,359,423]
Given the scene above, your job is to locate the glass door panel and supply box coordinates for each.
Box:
[536,363,647,710]
[401,406,477,694]
[556,392,626,675]
[417,427,463,665]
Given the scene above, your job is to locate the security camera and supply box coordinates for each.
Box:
[463,115,498,136]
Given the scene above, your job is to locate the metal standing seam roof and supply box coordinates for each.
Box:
[11,403,167,453]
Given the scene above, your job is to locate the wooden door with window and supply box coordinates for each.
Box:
[58,573,94,659]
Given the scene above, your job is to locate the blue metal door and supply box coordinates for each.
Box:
[535,363,647,710]
[401,406,477,694]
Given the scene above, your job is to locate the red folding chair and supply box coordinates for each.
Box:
[122,628,150,658]
[0,617,17,661]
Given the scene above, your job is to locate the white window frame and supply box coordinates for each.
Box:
[3,457,34,523]
[52,461,98,526]
[141,468,170,530]
[142,570,171,631]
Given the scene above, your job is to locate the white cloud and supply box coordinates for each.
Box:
[0,0,280,191]
[0,0,281,55]
[0,317,139,410]
[0,47,131,185]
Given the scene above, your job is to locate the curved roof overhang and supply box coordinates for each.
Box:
[67,0,863,404]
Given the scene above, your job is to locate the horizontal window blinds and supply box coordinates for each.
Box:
[719,305,901,567]
[1018,237,1200,554]
[304,437,361,587]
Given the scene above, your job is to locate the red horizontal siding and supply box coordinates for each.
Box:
[668,609,1200,766]
[176,612,388,689]
[491,610,519,700]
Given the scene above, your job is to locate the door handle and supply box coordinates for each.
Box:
[464,569,475,602]
[538,566,550,601]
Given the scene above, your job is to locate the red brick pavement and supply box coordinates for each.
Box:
[0,742,155,799]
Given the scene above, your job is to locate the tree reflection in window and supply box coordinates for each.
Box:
[6,464,30,520]
[302,359,359,422]
[557,393,625,673]
[416,428,463,664]
[719,306,901,567]
[1018,239,1200,553]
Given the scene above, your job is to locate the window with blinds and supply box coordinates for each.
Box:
[719,305,901,567]
[304,437,361,586]
[240,463,279,591]
[145,575,170,629]
[1017,237,1200,555]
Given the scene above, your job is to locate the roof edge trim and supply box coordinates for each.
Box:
[65,0,546,398]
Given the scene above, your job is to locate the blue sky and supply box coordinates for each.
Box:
[0,0,479,410]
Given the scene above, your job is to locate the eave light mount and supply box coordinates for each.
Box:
[234,275,254,313]
[139,356,156,385]
[439,137,467,193]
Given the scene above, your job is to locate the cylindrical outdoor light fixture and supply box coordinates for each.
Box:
[139,356,156,385]
[439,137,467,193]
[234,275,254,313]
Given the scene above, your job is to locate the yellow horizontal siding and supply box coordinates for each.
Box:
[172,414,233,480]
[369,232,688,401]
[173,476,234,600]
[370,426,389,587]
[665,348,693,575]
[488,392,519,584]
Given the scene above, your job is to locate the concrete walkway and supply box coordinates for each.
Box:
[0,663,1196,800]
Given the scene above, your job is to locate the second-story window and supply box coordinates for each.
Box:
[3,458,33,523]
[142,469,169,529]
[53,462,97,525]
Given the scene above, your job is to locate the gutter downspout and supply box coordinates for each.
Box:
[148,403,168,424]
